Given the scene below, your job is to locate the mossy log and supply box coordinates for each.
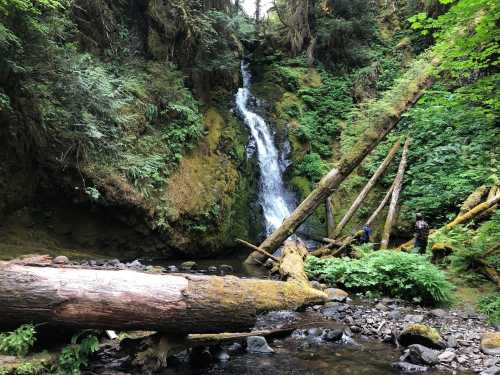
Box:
[398,194,500,251]
[380,138,411,249]
[365,181,395,227]
[333,139,401,238]
[325,196,336,239]
[245,73,434,264]
[459,185,489,215]
[0,258,326,334]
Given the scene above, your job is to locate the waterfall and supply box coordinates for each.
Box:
[235,61,295,235]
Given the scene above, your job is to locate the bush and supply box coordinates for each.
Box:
[58,331,99,375]
[0,324,36,357]
[305,251,454,305]
[477,294,500,325]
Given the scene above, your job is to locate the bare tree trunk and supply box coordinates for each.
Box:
[255,0,261,24]
[0,259,326,333]
[365,182,395,227]
[380,138,411,249]
[244,69,435,264]
[326,196,335,238]
[333,139,401,238]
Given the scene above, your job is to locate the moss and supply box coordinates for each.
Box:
[481,333,500,349]
[404,324,442,344]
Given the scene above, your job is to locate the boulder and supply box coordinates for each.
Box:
[480,365,500,375]
[53,255,69,265]
[180,261,197,271]
[480,332,500,355]
[321,328,344,342]
[325,288,349,302]
[398,324,445,349]
[438,350,456,363]
[392,361,429,373]
[219,264,233,273]
[405,344,439,365]
[246,336,274,354]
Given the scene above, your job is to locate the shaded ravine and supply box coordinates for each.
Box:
[235,61,295,236]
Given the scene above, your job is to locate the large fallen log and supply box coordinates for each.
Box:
[333,139,401,238]
[380,138,411,249]
[0,257,326,334]
[245,60,435,264]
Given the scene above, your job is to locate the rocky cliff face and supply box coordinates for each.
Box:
[0,0,261,258]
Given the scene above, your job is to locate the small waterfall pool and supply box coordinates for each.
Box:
[235,61,295,236]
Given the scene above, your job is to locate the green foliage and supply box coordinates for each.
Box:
[0,324,36,357]
[363,76,498,226]
[449,211,500,278]
[295,153,329,183]
[58,331,99,375]
[314,0,377,68]
[305,251,454,305]
[477,294,500,325]
[409,0,500,77]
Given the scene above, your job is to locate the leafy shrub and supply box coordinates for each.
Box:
[295,153,329,183]
[477,294,500,325]
[59,331,99,375]
[305,251,454,305]
[0,324,36,357]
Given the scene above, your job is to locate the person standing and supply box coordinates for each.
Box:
[360,224,372,244]
[414,213,429,254]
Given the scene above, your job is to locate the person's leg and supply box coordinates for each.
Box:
[419,239,428,255]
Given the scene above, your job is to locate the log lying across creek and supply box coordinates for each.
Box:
[0,246,326,334]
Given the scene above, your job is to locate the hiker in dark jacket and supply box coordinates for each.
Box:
[360,224,372,244]
[414,213,430,254]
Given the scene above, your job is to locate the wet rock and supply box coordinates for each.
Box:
[309,280,322,290]
[388,309,402,321]
[404,314,425,323]
[321,304,348,319]
[375,302,389,311]
[321,328,343,342]
[405,344,439,365]
[438,350,456,363]
[207,266,217,273]
[480,365,500,375]
[225,342,243,354]
[246,336,274,354]
[429,309,447,318]
[108,259,120,266]
[127,260,143,269]
[447,335,458,348]
[219,264,233,273]
[480,332,500,355]
[210,347,230,362]
[392,361,429,373]
[180,261,197,271]
[53,255,69,264]
[350,326,362,333]
[307,327,323,337]
[325,288,349,302]
[190,346,213,367]
[89,260,97,267]
[166,265,179,272]
[398,324,445,349]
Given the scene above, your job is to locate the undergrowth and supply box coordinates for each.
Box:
[305,250,454,305]
[0,324,36,357]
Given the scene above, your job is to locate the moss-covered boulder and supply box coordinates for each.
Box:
[398,324,446,349]
[480,332,500,355]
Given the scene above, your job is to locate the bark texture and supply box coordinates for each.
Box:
[333,139,401,238]
[0,260,326,333]
[380,138,411,249]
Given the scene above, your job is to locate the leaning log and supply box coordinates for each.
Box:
[0,261,326,334]
[326,196,336,239]
[398,194,500,251]
[365,182,395,227]
[380,138,411,249]
[244,60,435,264]
[333,139,401,238]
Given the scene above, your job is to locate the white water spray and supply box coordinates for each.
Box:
[235,61,295,235]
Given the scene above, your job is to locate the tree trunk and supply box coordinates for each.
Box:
[380,138,411,249]
[244,70,435,265]
[460,185,489,214]
[0,260,326,334]
[326,196,335,238]
[365,182,395,227]
[333,139,401,238]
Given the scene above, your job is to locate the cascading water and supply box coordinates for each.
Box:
[235,61,295,235]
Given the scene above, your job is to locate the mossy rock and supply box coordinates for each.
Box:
[398,324,445,349]
[431,243,453,263]
[480,332,500,355]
